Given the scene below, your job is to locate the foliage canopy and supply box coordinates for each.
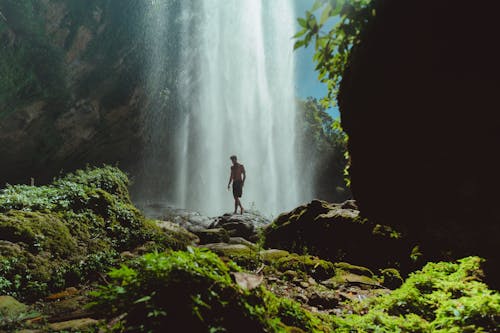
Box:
[294,0,375,108]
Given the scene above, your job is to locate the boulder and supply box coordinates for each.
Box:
[151,207,215,232]
[155,220,200,247]
[200,243,255,258]
[209,211,270,241]
[259,249,290,263]
[0,296,27,320]
[194,228,230,244]
[262,200,412,270]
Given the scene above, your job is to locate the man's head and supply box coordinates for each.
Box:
[230,155,237,165]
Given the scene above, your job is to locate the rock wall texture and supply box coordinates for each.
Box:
[0,0,157,185]
[338,0,500,285]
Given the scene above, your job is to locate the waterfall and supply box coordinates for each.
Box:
[138,0,306,217]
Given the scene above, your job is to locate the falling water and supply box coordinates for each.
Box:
[138,0,307,217]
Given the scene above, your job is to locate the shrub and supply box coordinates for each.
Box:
[90,248,332,332]
[0,166,173,300]
[332,256,500,332]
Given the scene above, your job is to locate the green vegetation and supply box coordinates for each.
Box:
[331,257,500,332]
[0,0,67,113]
[294,0,376,108]
[273,253,336,280]
[90,248,332,332]
[0,166,175,301]
[296,97,350,198]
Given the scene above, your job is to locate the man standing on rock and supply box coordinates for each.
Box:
[227,155,246,214]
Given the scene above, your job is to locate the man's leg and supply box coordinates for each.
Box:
[233,195,238,214]
[238,196,244,214]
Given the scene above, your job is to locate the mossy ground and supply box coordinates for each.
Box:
[89,247,332,333]
[0,166,183,302]
[1,167,498,332]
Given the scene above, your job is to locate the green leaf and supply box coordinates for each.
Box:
[320,4,332,25]
[292,29,307,39]
[294,39,306,50]
[134,295,152,304]
[311,0,324,12]
[297,17,307,28]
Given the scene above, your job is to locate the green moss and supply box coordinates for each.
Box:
[90,248,332,332]
[259,249,290,263]
[331,257,500,332]
[202,243,261,270]
[0,211,77,257]
[0,0,67,112]
[380,268,403,289]
[334,262,374,278]
[274,254,336,280]
[0,166,177,300]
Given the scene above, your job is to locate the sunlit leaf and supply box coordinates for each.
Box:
[320,4,333,25]
[293,29,307,39]
[294,39,306,50]
[311,0,324,12]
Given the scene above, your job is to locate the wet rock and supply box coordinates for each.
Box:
[46,287,79,301]
[194,228,230,244]
[155,220,200,247]
[263,199,411,270]
[259,249,290,263]
[273,254,336,281]
[210,211,270,241]
[321,272,381,289]
[334,262,374,278]
[200,243,260,269]
[152,207,215,232]
[231,272,264,290]
[200,243,255,257]
[48,318,99,331]
[380,268,403,289]
[308,290,339,309]
[0,295,27,319]
[228,237,258,250]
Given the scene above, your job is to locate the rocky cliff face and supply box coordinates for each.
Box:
[338,0,500,285]
[0,0,151,185]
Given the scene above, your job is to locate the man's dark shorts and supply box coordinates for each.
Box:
[232,180,243,198]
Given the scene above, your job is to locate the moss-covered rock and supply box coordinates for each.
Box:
[89,248,332,332]
[0,166,180,301]
[259,249,290,263]
[154,220,200,249]
[0,211,77,257]
[0,296,27,321]
[333,262,374,278]
[194,227,230,244]
[380,268,403,289]
[274,254,336,281]
[200,243,260,269]
[262,199,412,271]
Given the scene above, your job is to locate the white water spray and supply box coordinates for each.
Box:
[140,0,307,217]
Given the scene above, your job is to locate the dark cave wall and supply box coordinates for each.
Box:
[338,0,500,284]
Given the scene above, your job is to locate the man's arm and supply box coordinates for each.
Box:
[227,170,233,189]
[242,165,246,185]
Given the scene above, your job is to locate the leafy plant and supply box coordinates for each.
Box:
[331,256,500,332]
[294,0,375,108]
[90,248,332,332]
[0,166,172,300]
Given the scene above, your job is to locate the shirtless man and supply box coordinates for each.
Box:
[227,155,246,214]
